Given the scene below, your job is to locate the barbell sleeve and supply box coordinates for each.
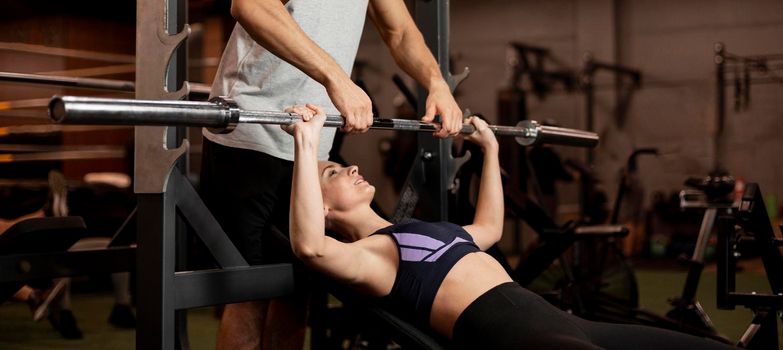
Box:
[49,95,232,128]
[49,95,598,148]
[514,121,600,148]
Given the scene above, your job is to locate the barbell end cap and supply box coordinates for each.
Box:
[48,95,67,123]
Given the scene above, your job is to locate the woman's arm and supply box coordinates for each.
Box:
[367,0,462,138]
[283,105,368,284]
[461,117,504,250]
[287,105,327,257]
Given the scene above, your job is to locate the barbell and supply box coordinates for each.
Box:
[48,95,598,147]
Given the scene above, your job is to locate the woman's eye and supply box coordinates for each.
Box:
[330,170,337,176]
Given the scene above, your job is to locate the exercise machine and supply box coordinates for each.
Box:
[717,183,783,349]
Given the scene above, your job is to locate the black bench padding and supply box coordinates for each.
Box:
[1,216,87,302]
[0,216,87,254]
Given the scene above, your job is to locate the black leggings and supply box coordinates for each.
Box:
[453,282,737,350]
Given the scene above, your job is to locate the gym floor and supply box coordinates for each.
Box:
[1,262,780,349]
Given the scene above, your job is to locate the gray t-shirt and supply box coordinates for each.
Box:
[204,0,369,161]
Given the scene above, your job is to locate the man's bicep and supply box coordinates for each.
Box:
[368,0,413,39]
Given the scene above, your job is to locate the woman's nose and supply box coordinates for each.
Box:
[349,166,358,175]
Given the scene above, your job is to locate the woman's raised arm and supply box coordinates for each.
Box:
[461,116,504,250]
[284,104,328,258]
[283,104,368,285]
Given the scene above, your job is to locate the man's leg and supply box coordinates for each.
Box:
[201,139,298,350]
[216,296,308,350]
[217,300,269,350]
[261,160,307,350]
[263,294,309,350]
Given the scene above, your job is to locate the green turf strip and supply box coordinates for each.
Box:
[1,269,780,349]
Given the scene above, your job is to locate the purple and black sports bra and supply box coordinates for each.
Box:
[373,219,481,326]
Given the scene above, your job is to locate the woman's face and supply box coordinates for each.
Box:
[317,161,375,212]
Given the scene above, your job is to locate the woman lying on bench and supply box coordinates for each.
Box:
[283,104,735,349]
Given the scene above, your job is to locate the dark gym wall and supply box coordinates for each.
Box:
[0,6,135,180]
[344,0,783,218]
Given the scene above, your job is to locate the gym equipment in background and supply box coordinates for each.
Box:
[717,183,783,349]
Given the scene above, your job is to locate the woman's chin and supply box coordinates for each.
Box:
[364,185,376,200]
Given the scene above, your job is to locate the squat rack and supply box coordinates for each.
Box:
[132,0,464,348]
[0,0,596,348]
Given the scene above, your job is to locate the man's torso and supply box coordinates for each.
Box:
[205,0,369,161]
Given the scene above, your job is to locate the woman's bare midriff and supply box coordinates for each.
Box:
[428,252,514,339]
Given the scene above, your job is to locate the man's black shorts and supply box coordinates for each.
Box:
[199,138,294,265]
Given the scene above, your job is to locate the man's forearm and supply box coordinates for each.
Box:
[369,0,461,135]
[231,0,349,87]
[387,27,448,92]
[370,7,449,94]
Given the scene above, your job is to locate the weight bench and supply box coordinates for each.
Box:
[0,216,135,302]
[342,299,447,350]
[503,187,629,286]
[0,216,87,302]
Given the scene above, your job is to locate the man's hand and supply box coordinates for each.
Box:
[367,0,463,138]
[325,75,373,134]
[281,104,327,145]
[421,82,463,138]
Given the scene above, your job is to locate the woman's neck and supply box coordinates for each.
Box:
[330,206,392,242]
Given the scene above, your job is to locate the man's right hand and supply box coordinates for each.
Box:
[325,75,373,133]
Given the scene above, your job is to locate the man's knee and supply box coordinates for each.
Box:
[222,300,270,322]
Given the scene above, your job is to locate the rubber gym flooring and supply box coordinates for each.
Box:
[1,265,781,349]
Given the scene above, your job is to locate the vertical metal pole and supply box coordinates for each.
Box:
[581,61,595,222]
[716,215,734,310]
[414,0,451,221]
[166,0,189,149]
[136,193,178,349]
[166,0,191,348]
[584,65,595,165]
[135,0,191,348]
[714,42,725,172]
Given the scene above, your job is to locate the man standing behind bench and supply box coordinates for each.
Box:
[200,0,464,348]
